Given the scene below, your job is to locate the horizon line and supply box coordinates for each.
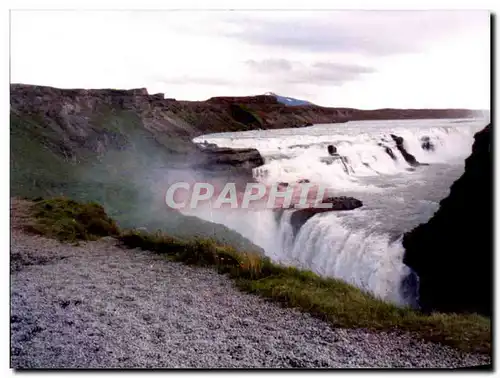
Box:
[9,82,490,112]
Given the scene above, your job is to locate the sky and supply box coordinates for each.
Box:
[10,10,490,109]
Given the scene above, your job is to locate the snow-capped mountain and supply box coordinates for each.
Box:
[264,92,314,106]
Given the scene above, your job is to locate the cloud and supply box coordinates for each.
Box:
[222,10,488,56]
[245,59,293,72]
[232,21,405,56]
[155,75,232,86]
[10,10,490,109]
[300,62,375,84]
[245,59,375,86]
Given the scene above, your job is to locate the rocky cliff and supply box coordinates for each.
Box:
[11,84,478,137]
[11,83,477,184]
[9,83,483,257]
[10,84,268,252]
[402,124,492,316]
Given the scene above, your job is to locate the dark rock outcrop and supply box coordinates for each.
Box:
[190,146,264,185]
[289,196,363,236]
[420,136,435,151]
[390,134,427,167]
[192,146,265,171]
[327,145,338,156]
[384,146,397,161]
[196,141,218,150]
[402,124,492,315]
[378,142,397,161]
[277,182,289,190]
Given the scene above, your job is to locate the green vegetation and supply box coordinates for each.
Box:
[11,92,491,357]
[118,230,491,356]
[24,197,491,355]
[26,197,119,242]
[10,108,263,252]
[229,104,263,127]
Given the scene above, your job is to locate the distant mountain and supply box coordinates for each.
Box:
[264,92,314,106]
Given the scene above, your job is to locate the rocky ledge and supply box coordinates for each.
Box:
[187,144,265,186]
[288,197,363,236]
[390,134,428,167]
[192,145,265,171]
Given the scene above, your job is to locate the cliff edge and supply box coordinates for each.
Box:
[402,124,492,316]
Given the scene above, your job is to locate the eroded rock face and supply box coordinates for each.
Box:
[289,197,363,236]
[327,145,338,156]
[390,134,426,167]
[378,142,397,161]
[11,84,477,142]
[420,136,435,151]
[193,146,264,169]
[402,124,492,316]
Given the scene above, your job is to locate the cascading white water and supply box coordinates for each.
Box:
[274,210,414,304]
[190,118,488,306]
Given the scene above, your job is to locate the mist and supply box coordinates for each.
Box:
[72,134,265,254]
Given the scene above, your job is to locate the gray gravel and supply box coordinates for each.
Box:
[10,230,491,368]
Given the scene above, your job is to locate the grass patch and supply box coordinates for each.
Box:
[22,198,491,355]
[118,230,262,275]
[11,108,263,252]
[119,229,491,355]
[26,197,119,242]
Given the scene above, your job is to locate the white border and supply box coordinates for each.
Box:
[3,0,499,10]
[2,0,497,376]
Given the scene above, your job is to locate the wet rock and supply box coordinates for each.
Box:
[420,136,435,151]
[400,270,420,309]
[196,141,219,150]
[277,182,289,191]
[390,134,421,167]
[378,142,397,161]
[193,146,265,171]
[385,147,397,161]
[289,196,363,236]
[327,145,338,156]
[402,124,492,316]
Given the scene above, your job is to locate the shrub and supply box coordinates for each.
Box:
[27,197,119,242]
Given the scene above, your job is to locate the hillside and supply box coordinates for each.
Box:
[12,84,478,135]
[9,84,492,366]
[10,84,267,251]
[9,83,478,250]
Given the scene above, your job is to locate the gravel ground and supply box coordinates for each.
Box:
[10,203,491,368]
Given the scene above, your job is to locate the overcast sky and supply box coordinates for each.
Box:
[10,10,490,109]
